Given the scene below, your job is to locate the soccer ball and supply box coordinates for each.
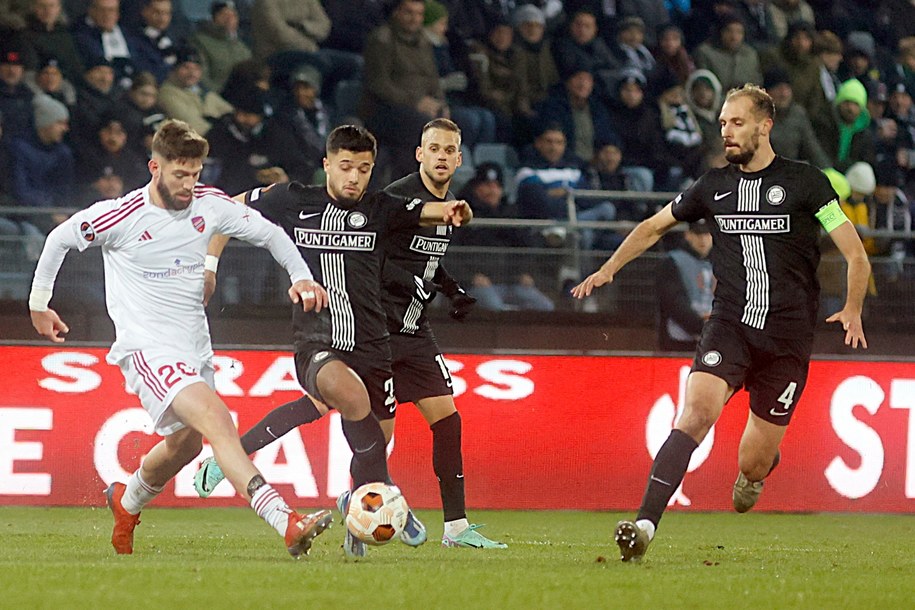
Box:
[344,482,410,545]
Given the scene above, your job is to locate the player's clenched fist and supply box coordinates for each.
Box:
[289,280,328,313]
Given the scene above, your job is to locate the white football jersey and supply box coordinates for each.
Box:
[34,183,312,365]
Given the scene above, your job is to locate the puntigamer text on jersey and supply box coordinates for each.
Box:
[294,228,377,251]
[714,214,791,234]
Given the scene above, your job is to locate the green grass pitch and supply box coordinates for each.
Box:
[1,507,912,609]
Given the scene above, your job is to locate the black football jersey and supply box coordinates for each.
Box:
[671,156,839,337]
[382,172,453,336]
[245,182,423,352]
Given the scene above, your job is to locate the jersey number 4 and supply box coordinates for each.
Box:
[769,381,797,417]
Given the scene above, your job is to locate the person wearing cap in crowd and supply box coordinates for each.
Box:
[694,14,763,91]
[120,70,165,156]
[764,67,831,168]
[467,16,532,142]
[843,161,879,256]
[654,68,705,187]
[273,65,327,168]
[157,45,232,135]
[657,219,714,352]
[455,164,554,312]
[0,41,35,138]
[793,29,842,122]
[23,0,85,82]
[608,16,655,81]
[75,109,148,205]
[190,0,252,92]
[511,3,559,113]
[815,78,876,172]
[206,85,313,196]
[132,0,180,82]
[71,0,159,89]
[842,33,882,93]
[25,57,77,107]
[537,62,618,164]
[607,69,670,192]
[70,56,121,147]
[8,94,74,226]
[552,8,618,100]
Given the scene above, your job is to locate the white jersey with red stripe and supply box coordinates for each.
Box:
[32,182,313,365]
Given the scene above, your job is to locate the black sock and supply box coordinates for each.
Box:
[636,429,698,527]
[341,412,390,488]
[239,395,322,454]
[432,412,465,522]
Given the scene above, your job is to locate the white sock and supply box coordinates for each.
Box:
[636,519,656,541]
[444,518,470,538]
[250,484,293,536]
[121,470,163,515]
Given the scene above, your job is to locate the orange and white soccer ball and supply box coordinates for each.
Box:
[344,482,410,545]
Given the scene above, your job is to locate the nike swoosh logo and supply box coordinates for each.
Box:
[299,211,321,220]
[388,404,396,413]
[714,191,732,201]
[456,474,464,479]
[354,441,378,454]
[769,408,790,417]
[414,277,431,301]
[266,426,277,439]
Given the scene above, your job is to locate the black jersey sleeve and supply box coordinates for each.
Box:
[805,165,840,215]
[380,192,426,231]
[243,182,301,224]
[670,173,710,223]
[381,257,439,304]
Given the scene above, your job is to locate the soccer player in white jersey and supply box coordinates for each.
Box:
[28,119,334,558]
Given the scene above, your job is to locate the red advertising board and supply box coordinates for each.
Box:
[1,346,914,512]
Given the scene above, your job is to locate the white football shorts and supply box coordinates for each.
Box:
[119,349,215,435]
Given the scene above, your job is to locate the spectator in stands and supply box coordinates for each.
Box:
[132,0,179,82]
[456,163,555,312]
[206,85,313,194]
[693,15,763,91]
[273,65,326,174]
[120,70,164,156]
[769,0,815,41]
[75,110,147,204]
[686,69,725,162]
[872,161,915,272]
[446,0,514,46]
[888,37,915,97]
[732,0,777,51]
[0,106,47,265]
[886,79,915,178]
[468,17,531,142]
[608,16,655,84]
[761,21,818,90]
[843,161,879,256]
[321,0,387,55]
[250,0,361,99]
[654,70,705,186]
[606,70,669,192]
[157,46,233,135]
[423,0,469,107]
[0,42,34,139]
[842,37,881,92]
[190,1,252,93]
[0,0,29,31]
[24,0,85,82]
[512,4,559,110]
[72,0,157,89]
[657,219,714,352]
[515,123,617,249]
[552,8,618,100]
[651,23,694,87]
[765,68,831,167]
[816,78,877,172]
[361,0,449,179]
[682,0,740,50]
[583,142,638,241]
[794,29,842,123]
[24,57,77,107]
[70,57,120,147]
[537,64,618,164]
[8,94,74,223]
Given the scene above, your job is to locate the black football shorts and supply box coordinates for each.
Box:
[389,332,454,404]
[691,318,813,425]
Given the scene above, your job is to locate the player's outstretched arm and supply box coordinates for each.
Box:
[824,221,870,349]
[572,204,679,298]
[420,200,473,227]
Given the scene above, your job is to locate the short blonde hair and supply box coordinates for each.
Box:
[725,84,776,121]
[151,119,209,161]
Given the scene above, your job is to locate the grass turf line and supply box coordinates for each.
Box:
[0,507,912,609]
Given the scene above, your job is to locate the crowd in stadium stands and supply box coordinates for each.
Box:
[2,0,915,296]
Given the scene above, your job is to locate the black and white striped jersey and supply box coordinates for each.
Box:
[382,172,453,336]
[244,182,423,352]
[671,156,838,337]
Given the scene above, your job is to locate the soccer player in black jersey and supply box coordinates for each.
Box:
[195,125,472,558]
[380,119,506,548]
[573,84,871,562]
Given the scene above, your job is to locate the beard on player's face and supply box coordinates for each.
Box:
[724,127,760,166]
[157,178,193,210]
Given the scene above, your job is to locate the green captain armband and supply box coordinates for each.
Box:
[815,199,849,232]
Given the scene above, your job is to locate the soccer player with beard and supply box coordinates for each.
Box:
[573,85,871,562]
[195,124,472,558]
[28,119,334,558]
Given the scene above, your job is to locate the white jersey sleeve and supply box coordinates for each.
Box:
[207,190,314,284]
